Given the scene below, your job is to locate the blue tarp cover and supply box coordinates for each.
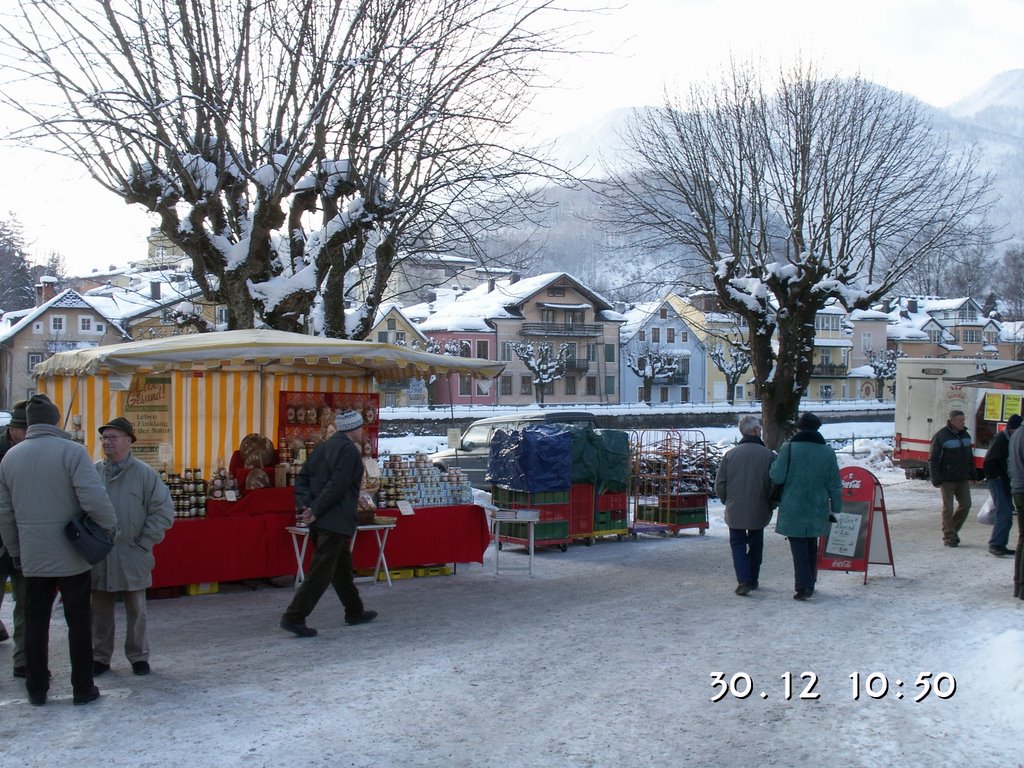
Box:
[487,424,572,492]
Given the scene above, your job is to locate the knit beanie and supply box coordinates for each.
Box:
[796,411,822,432]
[335,409,364,432]
[1007,414,1023,430]
[26,394,60,426]
[9,399,28,429]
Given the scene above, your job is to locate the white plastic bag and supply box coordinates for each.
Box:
[978,496,996,526]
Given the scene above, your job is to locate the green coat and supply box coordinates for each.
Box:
[769,431,842,538]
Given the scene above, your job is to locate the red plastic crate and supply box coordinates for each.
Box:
[507,501,569,521]
[596,491,628,513]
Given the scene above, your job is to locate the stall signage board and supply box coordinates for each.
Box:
[817,466,895,584]
[125,375,173,470]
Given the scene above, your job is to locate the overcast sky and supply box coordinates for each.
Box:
[1,0,1022,277]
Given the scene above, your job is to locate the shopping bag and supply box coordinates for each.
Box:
[977,496,995,526]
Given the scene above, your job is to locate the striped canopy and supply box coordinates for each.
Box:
[32,328,505,382]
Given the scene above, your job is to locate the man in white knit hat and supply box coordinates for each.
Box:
[279,409,377,637]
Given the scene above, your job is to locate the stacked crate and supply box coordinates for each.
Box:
[594,490,629,535]
[491,486,571,546]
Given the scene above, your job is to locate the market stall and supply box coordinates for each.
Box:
[32,329,503,589]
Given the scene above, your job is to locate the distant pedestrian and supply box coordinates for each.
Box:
[279,409,377,637]
[0,399,28,666]
[1006,422,1024,600]
[0,394,117,706]
[929,409,975,547]
[769,412,842,601]
[983,414,1020,557]
[714,415,775,595]
[91,417,174,677]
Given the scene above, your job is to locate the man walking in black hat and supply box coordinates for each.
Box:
[0,394,117,706]
[279,409,377,637]
[91,416,174,677]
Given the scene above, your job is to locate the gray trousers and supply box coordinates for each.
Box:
[92,589,149,664]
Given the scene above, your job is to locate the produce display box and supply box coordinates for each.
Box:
[414,565,453,578]
[185,582,218,596]
[491,487,570,506]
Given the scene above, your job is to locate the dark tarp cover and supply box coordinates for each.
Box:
[487,424,572,492]
[594,428,630,493]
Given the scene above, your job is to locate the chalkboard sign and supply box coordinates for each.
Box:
[817,466,895,584]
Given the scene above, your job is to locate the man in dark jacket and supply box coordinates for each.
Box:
[714,415,775,596]
[279,409,377,637]
[929,409,975,547]
[983,414,1020,557]
[0,399,28,657]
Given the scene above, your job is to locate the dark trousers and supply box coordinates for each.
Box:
[283,529,363,623]
[0,551,26,667]
[24,570,94,698]
[728,528,764,586]
[1013,493,1024,597]
[788,537,819,592]
[987,478,1014,549]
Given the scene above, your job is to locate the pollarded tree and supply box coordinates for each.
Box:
[865,349,906,403]
[708,343,751,406]
[509,340,569,405]
[601,59,993,447]
[0,0,579,335]
[625,344,678,405]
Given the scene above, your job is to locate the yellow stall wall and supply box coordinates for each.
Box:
[40,369,373,475]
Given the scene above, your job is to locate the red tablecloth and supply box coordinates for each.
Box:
[355,506,490,569]
[151,487,490,588]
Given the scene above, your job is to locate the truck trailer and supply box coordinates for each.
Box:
[893,357,1022,479]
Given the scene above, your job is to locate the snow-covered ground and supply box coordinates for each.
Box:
[1,420,1021,767]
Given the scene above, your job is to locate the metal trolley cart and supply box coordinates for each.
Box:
[629,429,712,537]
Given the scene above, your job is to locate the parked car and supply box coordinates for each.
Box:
[433,411,599,488]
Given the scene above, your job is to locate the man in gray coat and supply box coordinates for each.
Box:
[714,415,775,595]
[91,417,174,677]
[0,394,117,706]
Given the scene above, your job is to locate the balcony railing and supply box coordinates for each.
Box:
[520,321,604,337]
[564,358,590,373]
[811,363,848,377]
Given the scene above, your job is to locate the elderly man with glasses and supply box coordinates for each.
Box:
[91,417,174,677]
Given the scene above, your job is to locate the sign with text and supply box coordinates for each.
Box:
[125,375,172,470]
[817,466,895,584]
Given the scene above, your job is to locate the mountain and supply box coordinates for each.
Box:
[521,71,1024,298]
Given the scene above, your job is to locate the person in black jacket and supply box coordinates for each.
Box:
[983,414,1021,557]
[0,400,29,657]
[929,409,975,547]
[279,409,377,637]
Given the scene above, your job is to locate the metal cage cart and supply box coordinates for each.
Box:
[629,429,712,537]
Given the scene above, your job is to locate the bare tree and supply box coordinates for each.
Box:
[600,59,993,447]
[509,340,568,404]
[996,246,1024,321]
[0,0,579,335]
[625,344,678,405]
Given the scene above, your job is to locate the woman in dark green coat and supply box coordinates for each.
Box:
[769,412,842,600]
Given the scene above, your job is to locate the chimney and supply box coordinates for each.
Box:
[907,299,918,314]
[34,276,59,307]
[150,281,161,300]
[509,272,520,284]
[487,279,495,293]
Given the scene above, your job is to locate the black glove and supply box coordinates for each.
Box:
[828,514,838,523]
